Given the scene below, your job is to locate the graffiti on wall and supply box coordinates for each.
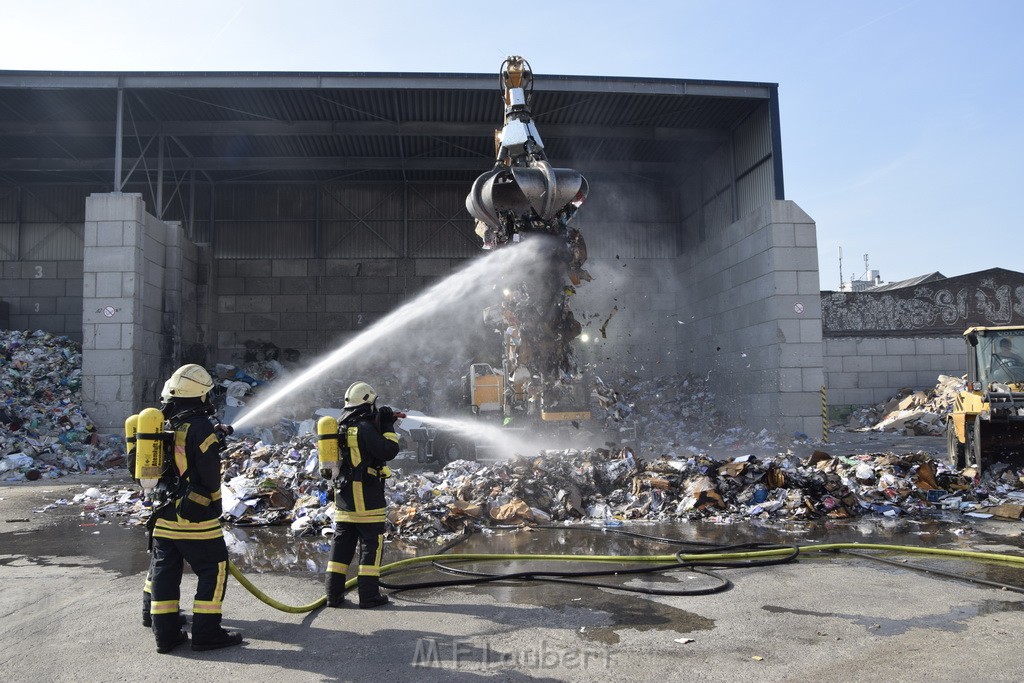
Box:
[823,270,1024,336]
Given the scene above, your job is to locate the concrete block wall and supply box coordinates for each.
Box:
[140,212,180,400]
[182,240,211,364]
[824,335,966,406]
[82,193,199,431]
[211,257,456,363]
[0,259,84,339]
[676,200,824,436]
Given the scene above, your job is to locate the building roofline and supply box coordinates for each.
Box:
[0,69,777,97]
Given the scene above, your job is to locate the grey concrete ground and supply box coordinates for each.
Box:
[2,433,1024,683]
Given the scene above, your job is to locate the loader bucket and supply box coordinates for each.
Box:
[466,160,588,227]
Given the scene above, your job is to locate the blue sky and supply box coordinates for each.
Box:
[3,0,1021,285]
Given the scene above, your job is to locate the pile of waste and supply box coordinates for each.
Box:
[844,375,962,435]
[383,448,1024,538]
[54,433,1024,541]
[0,329,121,481]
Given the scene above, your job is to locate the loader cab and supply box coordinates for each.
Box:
[948,326,1024,472]
[968,327,1024,387]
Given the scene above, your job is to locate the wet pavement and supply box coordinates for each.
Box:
[5,481,1024,605]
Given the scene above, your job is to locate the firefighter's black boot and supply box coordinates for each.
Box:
[358,576,389,609]
[191,629,243,652]
[191,612,244,651]
[154,611,189,654]
[156,630,188,654]
[325,570,347,608]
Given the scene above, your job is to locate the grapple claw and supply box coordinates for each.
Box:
[467,161,589,228]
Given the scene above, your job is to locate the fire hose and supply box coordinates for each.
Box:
[225,527,1024,614]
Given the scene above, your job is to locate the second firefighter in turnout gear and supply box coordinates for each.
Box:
[147,364,243,654]
[322,381,400,608]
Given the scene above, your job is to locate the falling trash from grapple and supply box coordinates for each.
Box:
[414,57,595,466]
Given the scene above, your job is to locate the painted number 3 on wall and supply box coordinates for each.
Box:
[34,266,43,278]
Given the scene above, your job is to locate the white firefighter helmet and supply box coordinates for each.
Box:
[165,364,215,399]
[344,381,377,409]
[160,379,174,402]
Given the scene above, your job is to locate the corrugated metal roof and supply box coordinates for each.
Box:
[0,70,777,187]
[863,272,947,292]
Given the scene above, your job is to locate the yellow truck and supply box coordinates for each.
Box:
[946,326,1024,472]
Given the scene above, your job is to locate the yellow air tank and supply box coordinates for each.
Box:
[317,416,340,479]
[124,413,138,480]
[135,407,166,494]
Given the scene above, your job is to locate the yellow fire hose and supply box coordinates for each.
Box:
[227,543,1024,614]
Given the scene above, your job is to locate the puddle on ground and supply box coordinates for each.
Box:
[762,600,1024,636]
[0,513,149,578]
[5,507,1024,612]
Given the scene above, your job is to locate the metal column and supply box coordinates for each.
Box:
[114,86,124,193]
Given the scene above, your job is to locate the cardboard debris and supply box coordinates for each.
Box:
[845,375,962,435]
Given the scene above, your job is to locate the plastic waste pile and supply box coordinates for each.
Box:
[54,436,1024,542]
[0,329,121,481]
[217,434,334,532]
[384,447,1024,539]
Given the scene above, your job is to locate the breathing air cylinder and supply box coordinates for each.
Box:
[124,414,139,480]
[135,407,166,494]
[317,416,341,480]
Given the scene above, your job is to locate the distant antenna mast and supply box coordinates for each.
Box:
[838,246,844,288]
[863,253,869,279]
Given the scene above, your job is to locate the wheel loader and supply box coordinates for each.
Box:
[946,325,1024,472]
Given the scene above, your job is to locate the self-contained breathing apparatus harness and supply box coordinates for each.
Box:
[140,402,222,549]
[316,410,394,497]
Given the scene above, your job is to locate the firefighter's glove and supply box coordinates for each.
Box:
[320,464,340,481]
[378,406,397,433]
[214,423,234,438]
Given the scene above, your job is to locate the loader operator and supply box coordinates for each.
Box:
[323,381,400,608]
[995,338,1023,365]
[148,364,243,654]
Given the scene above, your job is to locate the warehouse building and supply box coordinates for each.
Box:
[0,69,822,435]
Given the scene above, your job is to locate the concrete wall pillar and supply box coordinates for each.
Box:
[676,200,824,436]
[82,192,146,432]
[82,193,192,431]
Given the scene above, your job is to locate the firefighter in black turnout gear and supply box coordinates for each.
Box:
[323,381,400,608]
[147,364,243,654]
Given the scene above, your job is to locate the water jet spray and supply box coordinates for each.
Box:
[231,239,555,429]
